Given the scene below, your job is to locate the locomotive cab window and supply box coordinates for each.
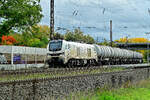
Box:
[49,41,62,51]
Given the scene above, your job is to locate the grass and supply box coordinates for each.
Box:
[87,88,150,100]
[0,67,124,82]
[66,79,150,100]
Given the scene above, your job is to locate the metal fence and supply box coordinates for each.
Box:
[0,46,47,70]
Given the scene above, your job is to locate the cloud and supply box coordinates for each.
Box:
[55,0,102,6]
[40,0,150,40]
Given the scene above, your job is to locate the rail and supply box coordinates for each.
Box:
[0,63,149,76]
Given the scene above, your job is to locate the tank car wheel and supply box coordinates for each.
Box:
[86,60,91,67]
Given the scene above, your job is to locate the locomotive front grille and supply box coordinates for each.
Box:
[50,53,61,56]
[48,52,64,56]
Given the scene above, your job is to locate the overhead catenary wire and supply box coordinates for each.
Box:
[54,0,150,40]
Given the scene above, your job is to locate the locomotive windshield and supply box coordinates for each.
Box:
[49,41,62,51]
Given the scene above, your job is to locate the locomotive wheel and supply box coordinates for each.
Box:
[67,63,72,68]
[86,60,91,67]
[67,61,72,68]
[67,59,74,68]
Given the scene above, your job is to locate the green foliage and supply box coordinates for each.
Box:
[143,50,150,62]
[9,25,49,48]
[98,39,110,46]
[28,38,44,47]
[84,35,95,44]
[22,25,49,48]
[91,88,150,100]
[64,29,95,44]
[53,32,64,40]
[9,33,24,45]
[68,79,150,100]
[8,26,95,47]
[0,0,43,40]
[64,31,76,41]
[97,39,117,47]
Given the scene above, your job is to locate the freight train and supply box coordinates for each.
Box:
[46,40,143,67]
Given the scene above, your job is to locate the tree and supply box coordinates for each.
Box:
[9,33,24,45]
[53,32,64,40]
[27,25,64,41]
[97,39,110,46]
[64,29,95,44]
[64,31,76,41]
[30,25,50,38]
[28,38,45,47]
[8,25,64,47]
[1,35,17,45]
[129,38,148,43]
[83,35,95,44]
[0,0,43,40]
[115,37,148,43]
[21,25,49,48]
[115,37,128,43]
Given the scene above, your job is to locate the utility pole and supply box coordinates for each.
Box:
[50,0,54,40]
[145,32,150,63]
[110,20,112,47]
[96,36,98,44]
[147,42,149,63]
[125,36,128,49]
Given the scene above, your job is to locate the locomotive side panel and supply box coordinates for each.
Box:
[65,42,97,64]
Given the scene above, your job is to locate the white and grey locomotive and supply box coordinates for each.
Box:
[46,40,143,67]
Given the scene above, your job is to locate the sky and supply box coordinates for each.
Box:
[40,0,150,41]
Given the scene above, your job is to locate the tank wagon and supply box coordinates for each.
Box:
[94,45,143,65]
[46,40,143,67]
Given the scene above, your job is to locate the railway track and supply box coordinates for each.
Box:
[0,63,149,76]
[0,66,108,76]
[0,66,126,82]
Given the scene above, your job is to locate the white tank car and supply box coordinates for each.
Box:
[93,44,143,64]
[46,40,97,67]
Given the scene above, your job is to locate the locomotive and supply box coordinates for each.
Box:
[46,40,143,67]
